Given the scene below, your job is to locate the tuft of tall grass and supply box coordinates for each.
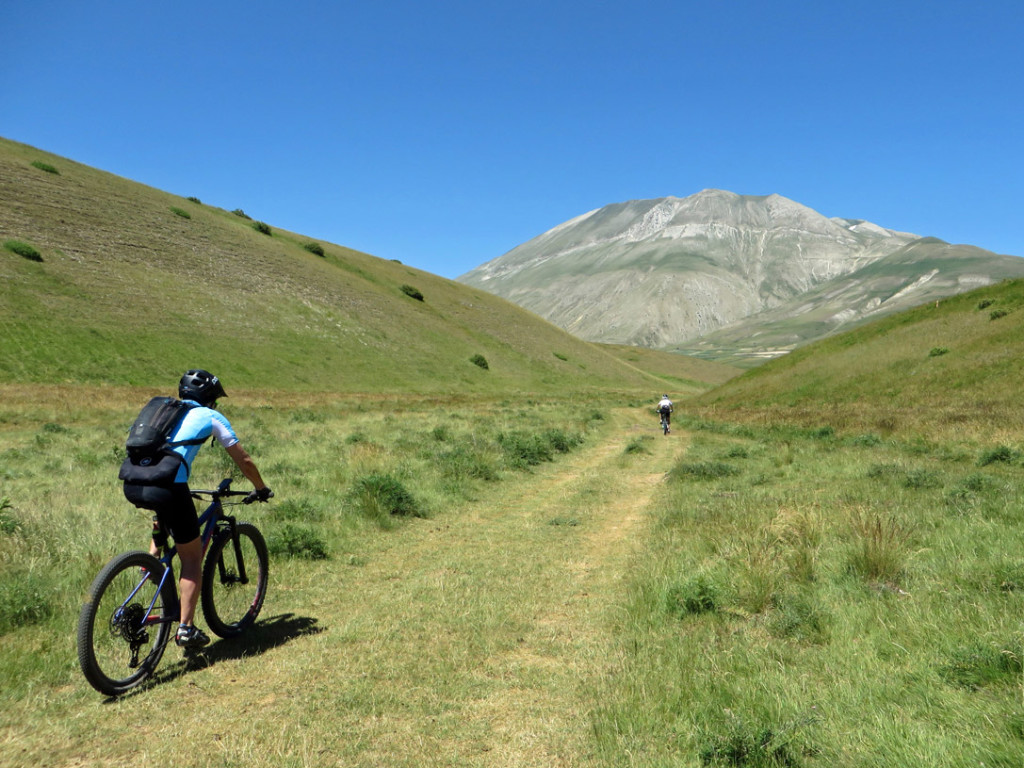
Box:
[940,639,1023,689]
[666,573,722,617]
[697,710,819,768]
[768,590,830,644]
[668,460,740,481]
[0,569,56,634]
[437,443,499,482]
[267,523,329,560]
[846,508,916,585]
[770,506,823,584]
[347,472,426,525]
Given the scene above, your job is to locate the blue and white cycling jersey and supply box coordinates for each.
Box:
[168,400,239,483]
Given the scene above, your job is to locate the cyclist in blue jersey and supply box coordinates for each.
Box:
[122,370,272,648]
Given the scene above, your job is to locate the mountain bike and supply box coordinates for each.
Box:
[660,411,671,435]
[77,479,270,696]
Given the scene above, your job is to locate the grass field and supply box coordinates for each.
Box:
[2,389,1023,766]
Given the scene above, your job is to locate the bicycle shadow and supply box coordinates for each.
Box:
[116,613,324,697]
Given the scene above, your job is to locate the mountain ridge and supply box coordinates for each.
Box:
[458,190,1024,360]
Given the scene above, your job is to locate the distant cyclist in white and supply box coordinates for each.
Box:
[122,370,272,648]
[657,394,674,433]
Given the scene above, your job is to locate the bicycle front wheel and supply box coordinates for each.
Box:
[77,551,176,696]
[201,522,269,638]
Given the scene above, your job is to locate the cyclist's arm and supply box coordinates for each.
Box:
[225,442,269,491]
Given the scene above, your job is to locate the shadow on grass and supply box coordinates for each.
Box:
[104,613,323,701]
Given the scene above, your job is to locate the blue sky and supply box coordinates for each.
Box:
[3,1,1022,278]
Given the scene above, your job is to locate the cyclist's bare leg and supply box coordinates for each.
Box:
[176,536,204,625]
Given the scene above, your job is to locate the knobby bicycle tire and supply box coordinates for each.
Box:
[201,522,269,638]
[77,551,176,696]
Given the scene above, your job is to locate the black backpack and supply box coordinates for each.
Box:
[118,397,207,485]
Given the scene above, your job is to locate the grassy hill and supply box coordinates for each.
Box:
[0,136,733,396]
[695,278,1024,440]
[6,139,1024,766]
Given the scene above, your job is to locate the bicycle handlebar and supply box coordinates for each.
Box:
[190,478,251,500]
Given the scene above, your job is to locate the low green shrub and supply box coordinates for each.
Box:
[977,299,994,310]
[267,523,329,560]
[543,428,583,454]
[4,240,43,262]
[928,347,950,357]
[30,160,59,174]
[232,209,251,219]
[978,445,1018,466]
[470,354,489,370]
[496,429,581,468]
[667,574,721,617]
[303,242,325,257]
[400,284,424,301]
[253,221,272,236]
[624,436,651,455]
[186,196,202,204]
[945,473,997,515]
[990,309,1008,320]
[437,444,499,481]
[348,472,425,521]
[698,712,815,768]
[169,206,191,219]
[0,498,18,534]
[902,468,942,489]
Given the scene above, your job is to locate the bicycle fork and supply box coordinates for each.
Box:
[218,516,250,585]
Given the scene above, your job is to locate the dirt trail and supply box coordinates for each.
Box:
[344,409,689,767]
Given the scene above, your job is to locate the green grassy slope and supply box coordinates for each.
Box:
[696,278,1024,438]
[674,237,1024,367]
[0,137,721,395]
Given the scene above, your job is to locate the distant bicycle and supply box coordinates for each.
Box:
[660,412,671,435]
[77,479,269,696]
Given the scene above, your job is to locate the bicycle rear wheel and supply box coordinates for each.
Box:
[201,522,269,638]
[77,551,176,696]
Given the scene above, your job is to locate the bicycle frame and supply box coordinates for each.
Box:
[131,479,247,632]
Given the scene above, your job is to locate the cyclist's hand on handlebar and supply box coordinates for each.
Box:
[244,487,274,504]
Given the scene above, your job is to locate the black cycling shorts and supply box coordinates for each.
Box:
[123,482,200,544]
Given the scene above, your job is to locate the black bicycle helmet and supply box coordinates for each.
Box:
[178,369,227,406]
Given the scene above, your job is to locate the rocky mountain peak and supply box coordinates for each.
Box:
[458,190,1024,358]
